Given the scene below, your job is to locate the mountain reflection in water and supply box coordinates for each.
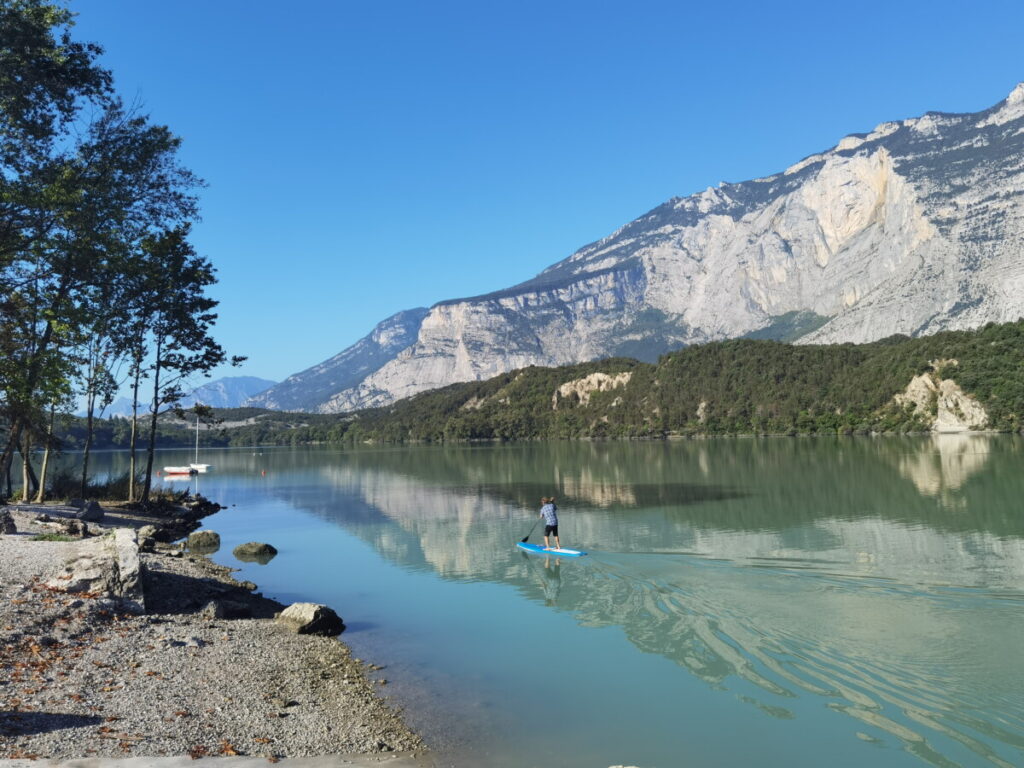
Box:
[253,436,1024,767]
[92,436,1023,766]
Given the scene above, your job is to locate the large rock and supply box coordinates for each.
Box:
[75,500,104,523]
[275,602,345,636]
[233,541,278,564]
[188,529,221,552]
[46,528,144,612]
[0,509,15,535]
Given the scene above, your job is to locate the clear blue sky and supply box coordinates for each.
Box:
[73,0,1024,384]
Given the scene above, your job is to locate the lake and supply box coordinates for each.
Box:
[84,435,1024,767]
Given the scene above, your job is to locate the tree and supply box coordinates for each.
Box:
[1,3,208,498]
[137,227,243,501]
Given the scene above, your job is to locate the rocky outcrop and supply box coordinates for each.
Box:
[46,529,145,613]
[275,602,345,636]
[265,84,1024,414]
[893,364,988,432]
[552,372,633,409]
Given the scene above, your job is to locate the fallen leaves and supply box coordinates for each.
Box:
[187,745,208,760]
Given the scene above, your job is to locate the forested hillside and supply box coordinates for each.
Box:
[69,319,1023,447]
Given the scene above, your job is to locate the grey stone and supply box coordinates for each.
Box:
[187,529,221,552]
[138,524,160,539]
[275,602,345,636]
[200,598,251,620]
[75,500,104,522]
[59,519,88,538]
[45,528,144,612]
[0,509,16,535]
[200,599,226,619]
[233,541,278,564]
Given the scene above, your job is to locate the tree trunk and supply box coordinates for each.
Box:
[20,434,32,502]
[0,284,69,476]
[0,421,22,498]
[142,338,162,502]
[34,406,55,503]
[128,361,141,503]
[80,388,96,498]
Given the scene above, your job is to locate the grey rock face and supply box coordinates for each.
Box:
[275,602,345,636]
[274,84,1024,413]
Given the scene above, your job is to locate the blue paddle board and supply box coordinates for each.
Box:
[517,542,587,557]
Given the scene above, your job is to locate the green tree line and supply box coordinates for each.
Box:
[0,1,239,502]
[60,319,1024,448]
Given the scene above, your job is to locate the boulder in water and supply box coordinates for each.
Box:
[275,602,344,636]
[233,541,278,564]
[188,530,221,552]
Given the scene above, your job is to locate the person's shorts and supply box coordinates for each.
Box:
[544,524,559,536]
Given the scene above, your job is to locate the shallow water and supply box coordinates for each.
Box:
[86,435,1024,767]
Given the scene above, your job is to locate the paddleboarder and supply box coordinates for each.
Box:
[539,496,560,550]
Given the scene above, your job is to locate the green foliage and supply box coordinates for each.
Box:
[52,324,1024,447]
[0,4,238,502]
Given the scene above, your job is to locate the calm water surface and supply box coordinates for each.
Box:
[89,436,1024,767]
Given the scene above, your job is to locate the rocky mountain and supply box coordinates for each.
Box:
[246,308,428,411]
[178,376,277,409]
[257,84,1024,414]
[102,376,277,417]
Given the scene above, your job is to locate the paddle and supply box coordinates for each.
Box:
[520,515,540,543]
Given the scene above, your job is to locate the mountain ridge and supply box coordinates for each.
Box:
[250,83,1024,413]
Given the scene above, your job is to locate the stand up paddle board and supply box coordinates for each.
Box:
[517,542,587,557]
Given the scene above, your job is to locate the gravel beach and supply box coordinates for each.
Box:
[0,503,430,766]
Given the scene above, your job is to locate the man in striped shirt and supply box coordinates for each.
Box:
[539,497,560,550]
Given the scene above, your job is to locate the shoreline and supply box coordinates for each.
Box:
[0,500,430,766]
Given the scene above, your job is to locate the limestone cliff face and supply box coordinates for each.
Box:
[552,372,633,409]
[258,84,1024,413]
[892,362,988,432]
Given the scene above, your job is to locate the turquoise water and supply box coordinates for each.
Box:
[88,436,1024,767]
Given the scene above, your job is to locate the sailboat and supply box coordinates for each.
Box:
[189,415,212,473]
